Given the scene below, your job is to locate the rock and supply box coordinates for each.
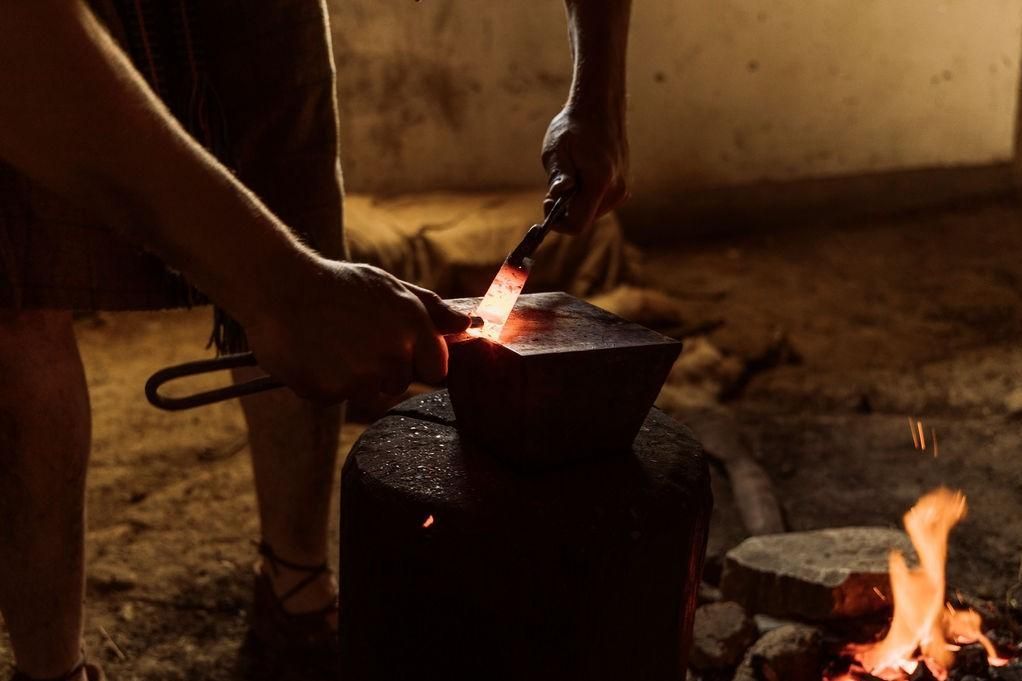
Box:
[86,563,138,594]
[731,624,822,681]
[690,601,758,670]
[721,526,915,620]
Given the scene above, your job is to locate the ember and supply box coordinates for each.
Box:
[826,488,1009,681]
[422,514,435,528]
[908,419,939,458]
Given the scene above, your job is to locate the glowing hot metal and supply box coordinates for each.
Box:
[470,196,569,341]
[472,260,530,340]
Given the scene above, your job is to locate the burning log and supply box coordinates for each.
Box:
[338,391,712,681]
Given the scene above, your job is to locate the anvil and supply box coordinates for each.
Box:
[445,292,682,469]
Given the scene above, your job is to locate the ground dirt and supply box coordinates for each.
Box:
[1,199,1021,679]
[656,200,1022,604]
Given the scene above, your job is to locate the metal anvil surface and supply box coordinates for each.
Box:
[445,292,682,469]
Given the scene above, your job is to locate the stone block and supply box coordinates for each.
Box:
[690,601,758,670]
[731,624,823,681]
[720,526,915,621]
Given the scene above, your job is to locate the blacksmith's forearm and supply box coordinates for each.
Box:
[563,0,631,119]
[0,1,311,326]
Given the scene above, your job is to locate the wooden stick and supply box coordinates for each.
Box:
[98,624,127,661]
[686,411,785,536]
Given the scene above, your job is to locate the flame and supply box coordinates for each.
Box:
[471,261,529,341]
[830,488,1009,680]
[422,514,435,529]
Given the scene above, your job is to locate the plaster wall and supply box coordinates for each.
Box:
[328,1,1022,196]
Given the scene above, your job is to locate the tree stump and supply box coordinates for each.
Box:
[339,390,712,681]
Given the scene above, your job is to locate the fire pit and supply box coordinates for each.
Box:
[688,489,1022,681]
[822,489,1019,681]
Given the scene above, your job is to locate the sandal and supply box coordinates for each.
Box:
[250,541,338,654]
[10,661,105,681]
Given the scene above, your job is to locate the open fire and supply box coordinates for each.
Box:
[827,488,1009,680]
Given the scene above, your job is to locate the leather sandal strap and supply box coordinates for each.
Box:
[256,540,332,606]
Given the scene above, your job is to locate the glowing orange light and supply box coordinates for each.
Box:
[472,260,529,341]
[827,488,1010,681]
[422,514,435,528]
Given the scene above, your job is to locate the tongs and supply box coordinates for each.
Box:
[145,349,282,411]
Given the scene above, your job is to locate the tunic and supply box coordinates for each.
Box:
[0,0,346,326]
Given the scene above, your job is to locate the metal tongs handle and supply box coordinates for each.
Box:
[145,352,283,411]
[507,195,570,267]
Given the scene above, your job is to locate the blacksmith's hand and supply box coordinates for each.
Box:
[245,260,470,403]
[542,104,629,234]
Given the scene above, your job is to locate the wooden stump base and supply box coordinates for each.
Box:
[339,390,712,681]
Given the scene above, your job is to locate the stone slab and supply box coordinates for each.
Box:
[720,526,915,621]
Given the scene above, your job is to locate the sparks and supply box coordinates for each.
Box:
[909,417,920,449]
[917,420,926,450]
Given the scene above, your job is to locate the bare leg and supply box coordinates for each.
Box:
[233,367,341,619]
[0,310,90,679]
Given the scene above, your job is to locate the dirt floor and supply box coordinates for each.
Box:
[1,199,1021,679]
